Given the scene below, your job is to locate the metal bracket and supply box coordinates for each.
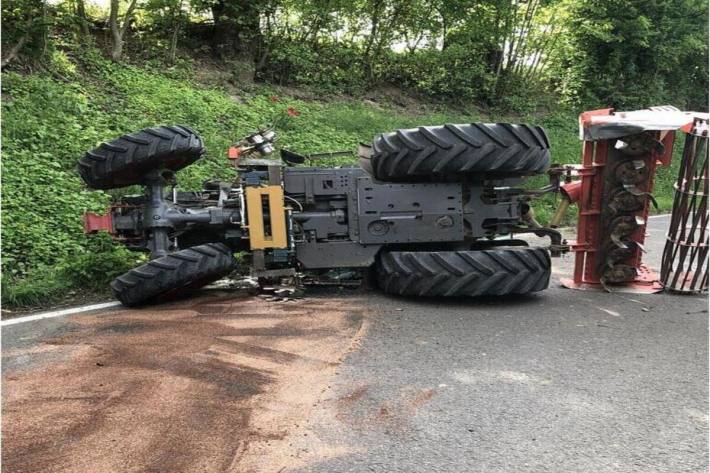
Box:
[245,185,288,250]
[508,226,567,256]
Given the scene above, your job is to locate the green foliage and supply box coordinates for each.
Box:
[2,267,72,308]
[385,45,494,103]
[4,0,707,111]
[257,40,368,95]
[1,0,50,64]
[2,72,112,278]
[2,235,141,307]
[62,233,144,289]
[550,0,709,110]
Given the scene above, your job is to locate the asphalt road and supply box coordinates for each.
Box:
[2,215,708,472]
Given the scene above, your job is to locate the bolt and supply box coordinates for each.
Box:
[436,215,454,228]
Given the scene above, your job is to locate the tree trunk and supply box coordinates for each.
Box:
[488,9,502,72]
[109,0,121,60]
[510,0,539,75]
[372,1,404,62]
[440,15,448,50]
[109,0,138,61]
[407,30,425,54]
[497,1,513,76]
[1,31,31,68]
[526,23,560,81]
[168,25,179,64]
[363,0,384,81]
[211,0,231,57]
[504,1,518,71]
[210,0,262,59]
[363,4,381,59]
[39,0,48,57]
[522,15,554,79]
[1,11,41,68]
[168,0,183,64]
[76,0,91,37]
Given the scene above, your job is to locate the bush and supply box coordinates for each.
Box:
[2,236,141,307]
[1,72,112,278]
[257,40,367,95]
[385,45,494,103]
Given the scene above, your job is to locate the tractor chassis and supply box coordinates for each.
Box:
[97,165,558,280]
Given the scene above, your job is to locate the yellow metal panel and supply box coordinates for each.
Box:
[245,186,288,250]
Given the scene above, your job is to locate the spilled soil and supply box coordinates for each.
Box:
[333,384,437,434]
[2,292,369,473]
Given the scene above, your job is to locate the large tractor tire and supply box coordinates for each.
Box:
[376,247,551,297]
[78,125,205,189]
[111,243,236,306]
[366,123,550,182]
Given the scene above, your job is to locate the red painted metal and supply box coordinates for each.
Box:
[562,108,675,293]
[228,146,241,160]
[656,131,676,166]
[84,211,113,234]
[561,265,664,293]
[560,180,582,203]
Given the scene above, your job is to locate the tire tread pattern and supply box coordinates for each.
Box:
[110,243,235,306]
[376,247,551,297]
[370,123,551,181]
[78,125,205,189]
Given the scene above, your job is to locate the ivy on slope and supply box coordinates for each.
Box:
[2,73,113,278]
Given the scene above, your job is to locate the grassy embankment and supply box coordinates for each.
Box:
[1,49,680,308]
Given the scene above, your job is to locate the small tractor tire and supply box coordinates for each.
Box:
[367,123,550,182]
[111,243,236,306]
[376,247,551,297]
[78,125,205,189]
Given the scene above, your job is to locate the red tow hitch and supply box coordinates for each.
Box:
[84,211,113,234]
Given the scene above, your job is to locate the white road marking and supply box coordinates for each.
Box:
[648,214,671,219]
[1,301,122,327]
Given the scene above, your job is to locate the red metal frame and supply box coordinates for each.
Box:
[561,108,675,293]
[84,211,113,234]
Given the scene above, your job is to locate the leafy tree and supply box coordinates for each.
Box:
[551,0,708,109]
[1,0,50,67]
[1,0,707,107]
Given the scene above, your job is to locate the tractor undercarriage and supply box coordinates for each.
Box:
[81,123,565,306]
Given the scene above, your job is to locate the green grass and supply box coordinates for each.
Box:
[0,48,679,308]
[1,233,143,307]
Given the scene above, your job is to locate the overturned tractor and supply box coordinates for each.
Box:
[80,123,566,306]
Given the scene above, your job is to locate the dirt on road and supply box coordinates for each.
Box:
[2,292,370,473]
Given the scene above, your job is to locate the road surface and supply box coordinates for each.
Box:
[2,215,707,472]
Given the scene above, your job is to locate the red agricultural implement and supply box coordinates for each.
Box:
[560,107,708,293]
